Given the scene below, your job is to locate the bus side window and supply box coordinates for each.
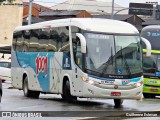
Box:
[75,38,82,68]
[13,32,18,51]
[48,30,57,52]
[15,31,23,52]
[39,29,50,52]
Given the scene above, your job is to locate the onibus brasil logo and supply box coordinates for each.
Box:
[35,54,48,76]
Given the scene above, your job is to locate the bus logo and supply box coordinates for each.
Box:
[35,54,48,76]
[122,79,130,85]
[147,32,151,36]
[64,58,70,68]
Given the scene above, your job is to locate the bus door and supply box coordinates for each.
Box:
[72,37,83,96]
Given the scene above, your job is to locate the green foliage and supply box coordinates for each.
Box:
[0,0,6,3]
[0,0,15,3]
[7,0,14,3]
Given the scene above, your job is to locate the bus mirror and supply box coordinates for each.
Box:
[141,37,151,56]
[76,33,86,53]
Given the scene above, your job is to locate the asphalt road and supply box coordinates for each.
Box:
[0,81,160,120]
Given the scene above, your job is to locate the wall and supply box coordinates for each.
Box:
[0,0,23,59]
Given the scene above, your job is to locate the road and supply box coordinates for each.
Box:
[0,81,160,120]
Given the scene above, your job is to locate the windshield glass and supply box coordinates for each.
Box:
[143,54,160,76]
[84,32,142,78]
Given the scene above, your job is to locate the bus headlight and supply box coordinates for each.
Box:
[135,80,143,87]
[82,77,94,85]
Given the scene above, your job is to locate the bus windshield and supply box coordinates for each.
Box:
[84,32,142,78]
[143,55,160,77]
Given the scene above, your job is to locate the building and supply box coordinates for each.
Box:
[50,0,127,15]
[93,14,144,31]
[142,18,160,27]
[23,16,45,25]
[39,10,92,21]
[22,2,53,25]
[23,2,53,12]
[0,0,23,59]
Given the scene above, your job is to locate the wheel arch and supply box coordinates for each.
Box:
[62,74,71,94]
[22,72,29,89]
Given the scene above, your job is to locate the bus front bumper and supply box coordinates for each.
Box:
[82,82,143,100]
[143,85,160,95]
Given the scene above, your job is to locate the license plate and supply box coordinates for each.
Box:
[111,92,121,96]
[150,88,158,92]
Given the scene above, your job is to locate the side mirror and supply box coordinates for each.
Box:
[76,33,86,53]
[141,37,151,56]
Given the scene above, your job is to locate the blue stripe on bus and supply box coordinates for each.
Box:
[16,52,72,92]
[129,77,141,82]
[17,52,54,92]
[88,74,141,83]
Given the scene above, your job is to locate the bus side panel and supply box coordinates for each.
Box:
[12,50,24,89]
[14,52,57,93]
[50,52,63,93]
[58,53,73,94]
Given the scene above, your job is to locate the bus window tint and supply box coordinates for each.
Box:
[49,30,58,52]
[23,30,30,52]
[15,31,23,52]
[29,30,39,52]
[39,29,50,52]
[59,27,70,56]
[143,56,156,74]
[71,26,81,66]
[13,32,18,51]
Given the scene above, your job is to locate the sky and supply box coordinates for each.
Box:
[24,0,160,7]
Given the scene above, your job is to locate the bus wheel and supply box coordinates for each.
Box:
[23,76,40,98]
[0,92,2,103]
[62,80,77,102]
[114,99,123,107]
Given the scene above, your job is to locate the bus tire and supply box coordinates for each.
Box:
[0,88,2,103]
[114,99,123,107]
[0,92,2,103]
[23,76,40,98]
[62,80,77,102]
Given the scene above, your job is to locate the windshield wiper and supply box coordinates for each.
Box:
[100,47,113,77]
[120,54,131,76]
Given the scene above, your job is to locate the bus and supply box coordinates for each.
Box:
[12,18,143,107]
[141,25,160,98]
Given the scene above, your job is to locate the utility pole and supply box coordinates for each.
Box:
[28,0,33,25]
[111,0,115,19]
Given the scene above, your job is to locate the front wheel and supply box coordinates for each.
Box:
[114,99,123,107]
[62,80,77,102]
[0,92,2,103]
[23,76,40,98]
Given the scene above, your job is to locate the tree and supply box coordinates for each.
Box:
[0,0,15,3]
[7,0,14,3]
[0,0,6,3]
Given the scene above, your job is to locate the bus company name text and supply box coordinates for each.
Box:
[35,55,48,75]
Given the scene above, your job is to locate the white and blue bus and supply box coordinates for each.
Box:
[12,18,143,106]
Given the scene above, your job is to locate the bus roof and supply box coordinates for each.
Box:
[15,18,139,34]
[142,25,160,31]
